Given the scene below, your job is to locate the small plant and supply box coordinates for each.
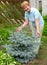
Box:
[0,29,10,45]
[43,15,47,36]
[0,50,17,65]
[4,31,40,64]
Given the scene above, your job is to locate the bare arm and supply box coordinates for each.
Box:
[35,18,41,37]
[16,19,29,32]
[35,19,40,32]
[20,19,29,28]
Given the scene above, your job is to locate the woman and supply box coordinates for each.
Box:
[16,1,44,65]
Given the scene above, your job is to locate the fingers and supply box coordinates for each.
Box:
[16,28,20,32]
[16,27,22,32]
[37,32,41,38]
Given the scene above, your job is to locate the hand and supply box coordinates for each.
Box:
[37,31,41,38]
[16,27,22,32]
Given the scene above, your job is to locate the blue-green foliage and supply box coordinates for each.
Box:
[4,32,40,63]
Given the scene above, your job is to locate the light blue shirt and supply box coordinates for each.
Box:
[25,7,44,27]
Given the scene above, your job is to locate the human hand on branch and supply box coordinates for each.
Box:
[16,26,22,32]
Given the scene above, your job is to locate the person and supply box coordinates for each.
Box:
[16,1,44,65]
